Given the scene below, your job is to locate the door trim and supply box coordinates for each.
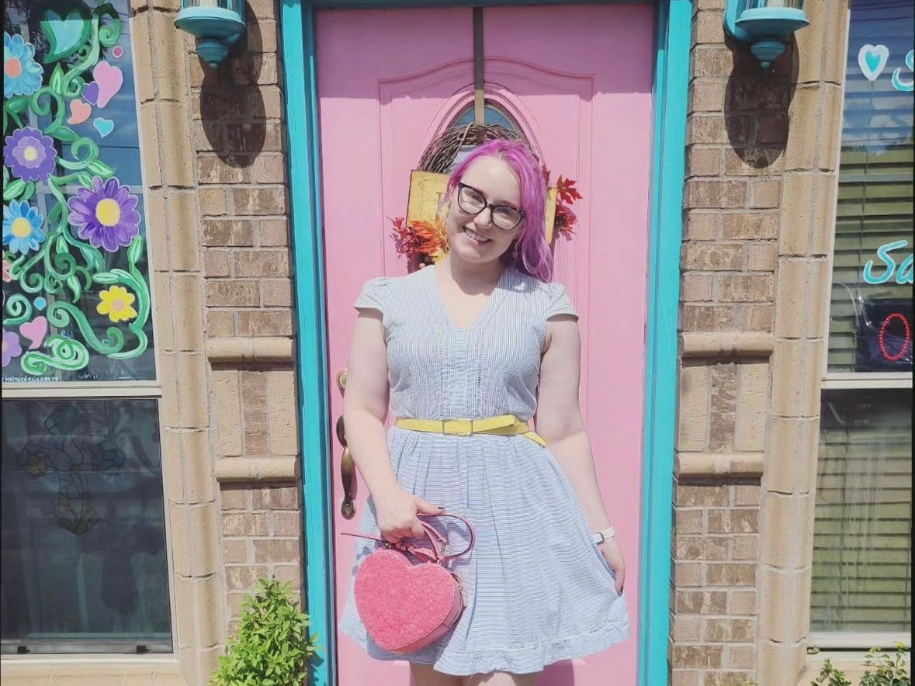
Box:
[280,2,691,684]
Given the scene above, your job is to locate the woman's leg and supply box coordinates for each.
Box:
[411,663,463,686]
[464,672,540,686]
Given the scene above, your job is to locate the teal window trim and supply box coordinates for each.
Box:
[280,2,690,684]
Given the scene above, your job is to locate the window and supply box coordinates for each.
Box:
[811,0,913,647]
[2,0,171,654]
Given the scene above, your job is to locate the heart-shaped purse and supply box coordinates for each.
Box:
[346,514,474,654]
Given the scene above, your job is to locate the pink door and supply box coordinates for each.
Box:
[318,6,655,684]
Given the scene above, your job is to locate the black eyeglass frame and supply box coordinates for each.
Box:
[456,182,527,231]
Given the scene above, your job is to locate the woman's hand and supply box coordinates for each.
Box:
[599,537,625,595]
[374,487,443,543]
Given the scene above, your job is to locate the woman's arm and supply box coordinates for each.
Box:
[343,309,440,541]
[536,314,626,592]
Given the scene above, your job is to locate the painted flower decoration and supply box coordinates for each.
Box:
[2,259,11,283]
[3,200,46,256]
[2,329,23,367]
[4,32,43,98]
[97,285,137,323]
[68,177,141,252]
[3,127,58,182]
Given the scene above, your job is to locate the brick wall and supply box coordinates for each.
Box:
[671,1,847,685]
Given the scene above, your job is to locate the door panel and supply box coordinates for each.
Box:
[317,6,654,684]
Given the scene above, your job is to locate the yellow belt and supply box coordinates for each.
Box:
[395,414,547,447]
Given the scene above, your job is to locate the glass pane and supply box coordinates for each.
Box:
[811,389,912,633]
[826,0,914,373]
[3,0,157,382]
[1,399,172,653]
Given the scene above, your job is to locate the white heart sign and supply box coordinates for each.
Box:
[858,44,889,82]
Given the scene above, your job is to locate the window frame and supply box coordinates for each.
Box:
[812,4,914,652]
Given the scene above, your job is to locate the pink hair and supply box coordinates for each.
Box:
[445,139,553,282]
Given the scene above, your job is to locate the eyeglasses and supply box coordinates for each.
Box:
[456,183,526,231]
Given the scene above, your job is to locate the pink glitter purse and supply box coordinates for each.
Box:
[347,514,474,654]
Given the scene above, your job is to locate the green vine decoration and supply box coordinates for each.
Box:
[3,1,152,380]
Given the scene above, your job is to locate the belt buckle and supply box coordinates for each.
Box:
[442,419,473,436]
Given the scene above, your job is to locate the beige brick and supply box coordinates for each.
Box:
[671,672,701,686]
[759,493,798,568]
[159,101,194,187]
[168,504,191,577]
[260,217,290,246]
[255,153,287,184]
[805,259,831,338]
[725,645,756,671]
[675,561,703,587]
[203,218,255,247]
[132,14,154,103]
[707,509,758,535]
[262,279,293,307]
[222,512,269,537]
[671,644,723,669]
[140,102,162,188]
[693,9,725,43]
[199,188,228,216]
[686,179,748,208]
[272,511,301,537]
[260,86,285,119]
[176,353,209,430]
[198,155,250,184]
[225,564,270,591]
[770,339,821,419]
[267,370,299,455]
[692,46,734,79]
[252,485,300,510]
[722,212,778,240]
[166,191,201,272]
[784,86,821,171]
[676,484,729,508]
[158,351,180,429]
[724,146,785,176]
[686,212,719,240]
[223,539,248,564]
[673,615,703,642]
[705,563,756,586]
[189,503,220,577]
[274,564,303,591]
[773,259,808,338]
[237,309,294,336]
[243,371,270,455]
[208,310,236,338]
[747,242,777,272]
[795,0,827,85]
[220,484,250,510]
[232,187,287,215]
[234,249,290,277]
[748,179,781,209]
[682,305,737,331]
[708,363,737,452]
[690,79,727,113]
[779,173,825,256]
[767,417,809,494]
[689,115,751,146]
[735,362,768,451]
[758,567,795,641]
[733,485,760,507]
[206,279,261,307]
[204,249,233,278]
[676,508,705,535]
[758,642,805,686]
[182,429,215,504]
[150,11,188,102]
[704,618,755,642]
[716,274,774,302]
[731,535,758,560]
[151,273,176,353]
[744,304,774,331]
[173,274,205,352]
[193,119,222,152]
[683,244,744,271]
[677,363,710,451]
[688,146,722,177]
[253,538,300,563]
[676,536,730,561]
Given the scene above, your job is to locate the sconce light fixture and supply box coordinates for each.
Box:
[175,0,246,69]
[724,0,809,69]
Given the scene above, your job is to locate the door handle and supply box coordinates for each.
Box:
[336,369,357,519]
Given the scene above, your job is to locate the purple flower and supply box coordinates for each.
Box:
[3,127,57,182]
[2,329,22,367]
[67,176,141,252]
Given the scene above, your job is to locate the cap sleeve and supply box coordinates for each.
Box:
[546,282,578,320]
[354,277,391,314]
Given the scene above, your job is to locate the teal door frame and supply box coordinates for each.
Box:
[280,1,690,683]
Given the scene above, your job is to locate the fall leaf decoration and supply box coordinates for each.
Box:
[389,170,582,265]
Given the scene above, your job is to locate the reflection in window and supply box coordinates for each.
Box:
[445,102,526,173]
[1,399,171,653]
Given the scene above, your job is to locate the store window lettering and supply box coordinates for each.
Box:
[857,44,914,91]
[2,0,156,383]
[862,240,914,285]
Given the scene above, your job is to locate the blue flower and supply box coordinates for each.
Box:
[3,200,46,256]
[4,33,43,98]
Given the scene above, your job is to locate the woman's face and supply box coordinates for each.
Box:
[445,155,524,267]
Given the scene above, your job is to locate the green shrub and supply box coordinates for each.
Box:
[210,577,320,686]
[811,645,910,686]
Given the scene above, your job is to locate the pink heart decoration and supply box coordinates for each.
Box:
[353,548,463,653]
[20,316,48,350]
[92,60,123,108]
[68,99,91,125]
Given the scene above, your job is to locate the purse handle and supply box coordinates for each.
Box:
[343,512,475,565]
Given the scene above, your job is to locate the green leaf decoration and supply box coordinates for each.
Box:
[40,5,92,64]
[49,64,65,93]
[3,179,26,203]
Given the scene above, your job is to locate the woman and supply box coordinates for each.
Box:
[340,139,629,686]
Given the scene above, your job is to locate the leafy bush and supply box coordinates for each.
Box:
[812,645,910,686]
[211,577,320,686]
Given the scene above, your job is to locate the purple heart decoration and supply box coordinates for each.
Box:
[83,82,100,106]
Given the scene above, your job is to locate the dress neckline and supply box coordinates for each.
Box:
[426,264,511,332]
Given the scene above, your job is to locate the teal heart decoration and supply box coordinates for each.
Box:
[40,8,91,63]
[93,117,114,138]
[857,44,889,82]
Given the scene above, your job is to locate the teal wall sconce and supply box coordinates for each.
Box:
[175,0,246,69]
[723,0,809,69]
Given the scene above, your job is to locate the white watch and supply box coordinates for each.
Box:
[592,526,615,545]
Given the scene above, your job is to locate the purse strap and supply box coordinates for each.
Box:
[343,512,475,564]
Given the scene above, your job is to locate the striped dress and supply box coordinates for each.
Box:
[339,265,629,676]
